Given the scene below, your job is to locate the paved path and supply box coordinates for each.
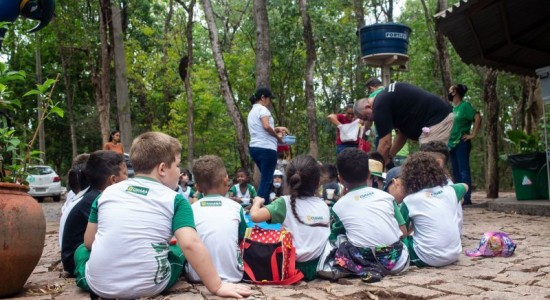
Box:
[10,193,550,299]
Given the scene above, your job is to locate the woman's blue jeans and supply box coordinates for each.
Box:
[249,147,277,204]
[450,139,472,204]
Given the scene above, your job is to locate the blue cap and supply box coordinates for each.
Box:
[383,167,401,192]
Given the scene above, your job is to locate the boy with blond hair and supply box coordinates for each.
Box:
[73,132,251,299]
[186,155,247,282]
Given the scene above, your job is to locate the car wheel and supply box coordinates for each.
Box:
[35,197,44,203]
[53,195,61,202]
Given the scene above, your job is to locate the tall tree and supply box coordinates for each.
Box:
[111,1,132,151]
[201,0,250,170]
[253,0,271,88]
[299,0,318,158]
[176,0,197,169]
[483,69,499,198]
[352,0,367,96]
[35,34,46,162]
[97,0,113,144]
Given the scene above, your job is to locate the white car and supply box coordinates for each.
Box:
[26,165,62,202]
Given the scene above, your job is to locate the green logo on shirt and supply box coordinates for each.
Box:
[200,201,222,207]
[126,185,149,195]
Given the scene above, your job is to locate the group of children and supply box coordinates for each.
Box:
[58,131,467,299]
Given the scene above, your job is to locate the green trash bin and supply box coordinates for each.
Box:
[507,153,549,200]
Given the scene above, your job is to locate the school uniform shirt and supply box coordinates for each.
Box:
[248,103,277,151]
[186,195,247,283]
[400,184,467,267]
[228,183,257,205]
[85,177,195,299]
[266,196,330,262]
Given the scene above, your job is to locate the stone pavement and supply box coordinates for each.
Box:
[9,192,550,300]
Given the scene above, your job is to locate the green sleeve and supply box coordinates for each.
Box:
[228,185,237,196]
[329,208,346,241]
[196,192,203,199]
[88,195,101,223]
[172,194,196,232]
[249,184,257,198]
[393,201,406,226]
[265,197,287,224]
[465,102,476,120]
[238,208,247,241]
[400,202,411,230]
[189,187,195,198]
[452,184,467,202]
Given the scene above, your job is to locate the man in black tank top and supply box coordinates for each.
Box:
[355,81,453,167]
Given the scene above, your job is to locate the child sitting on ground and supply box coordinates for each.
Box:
[186,156,247,283]
[61,150,127,276]
[270,169,284,201]
[367,152,385,189]
[250,155,330,281]
[400,152,468,267]
[331,148,409,281]
[419,141,464,235]
[176,168,195,200]
[319,163,342,206]
[73,132,251,299]
[227,167,257,208]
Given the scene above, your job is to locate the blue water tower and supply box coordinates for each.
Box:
[358,23,411,68]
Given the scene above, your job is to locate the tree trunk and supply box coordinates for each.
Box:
[111,1,132,152]
[98,0,112,144]
[58,45,78,158]
[352,0,366,96]
[176,0,197,170]
[435,0,452,95]
[201,0,250,170]
[299,0,318,158]
[253,0,271,89]
[35,34,46,162]
[482,69,499,198]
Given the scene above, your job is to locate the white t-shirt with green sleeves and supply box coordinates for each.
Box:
[186,195,247,282]
[401,184,466,267]
[266,196,330,262]
[86,177,195,299]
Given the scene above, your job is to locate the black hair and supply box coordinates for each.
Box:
[321,163,338,181]
[366,77,382,88]
[108,130,120,143]
[337,148,370,185]
[419,141,450,164]
[235,167,250,178]
[286,155,327,227]
[367,151,384,166]
[67,153,90,193]
[345,102,355,110]
[455,84,468,98]
[85,150,125,190]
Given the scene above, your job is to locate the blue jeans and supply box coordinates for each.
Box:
[249,147,277,204]
[450,139,472,204]
[336,143,358,155]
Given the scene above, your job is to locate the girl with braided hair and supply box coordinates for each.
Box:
[250,155,330,281]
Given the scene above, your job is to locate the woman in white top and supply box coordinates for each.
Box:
[247,86,288,204]
[250,155,330,281]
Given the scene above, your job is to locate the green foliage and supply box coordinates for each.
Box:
[0,62,62,183]
[504,130,545,154]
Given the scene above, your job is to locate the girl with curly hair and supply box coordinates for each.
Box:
[400,152,468,267]
[250,155,330,281]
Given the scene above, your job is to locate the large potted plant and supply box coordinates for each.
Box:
[0,61,62,297]
[504,129,548,200]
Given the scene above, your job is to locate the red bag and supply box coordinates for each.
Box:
[358,137,372,153]
[240,227,304,285]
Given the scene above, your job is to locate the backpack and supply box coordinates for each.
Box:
[240,226,304,285]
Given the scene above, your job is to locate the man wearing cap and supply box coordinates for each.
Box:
[355,80,454,168]
[247,86,288,204]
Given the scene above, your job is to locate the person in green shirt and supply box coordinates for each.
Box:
[448,84,481,205]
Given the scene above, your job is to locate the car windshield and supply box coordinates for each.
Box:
[27,166,54,175]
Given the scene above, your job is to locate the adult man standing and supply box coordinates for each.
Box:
[355,80,454,167]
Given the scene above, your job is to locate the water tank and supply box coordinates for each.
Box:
[358,23,411,67]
